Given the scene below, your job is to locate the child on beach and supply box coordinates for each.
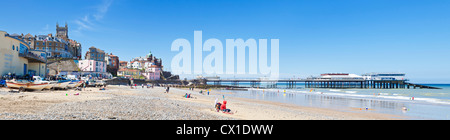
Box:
[83,82,86,91]
[220,101,232,114]
[215,102,222,112]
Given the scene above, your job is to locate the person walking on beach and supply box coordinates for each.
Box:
[83,81,86,91]
[166,87,170,93]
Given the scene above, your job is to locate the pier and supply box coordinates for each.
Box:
[204,79,441,89]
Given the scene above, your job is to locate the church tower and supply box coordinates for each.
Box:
[56,22,69,40]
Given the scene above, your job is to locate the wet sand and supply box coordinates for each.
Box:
[169,88,405,120]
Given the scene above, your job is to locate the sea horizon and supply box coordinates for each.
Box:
[217,83,450,120]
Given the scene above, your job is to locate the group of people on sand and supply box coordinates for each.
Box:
[129,83,155,89]
[181,88,233,114]
[184,93,194,98]
[199,90,210,95]
[215,98,233,114]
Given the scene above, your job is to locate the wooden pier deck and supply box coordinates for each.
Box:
[204,79,441,89]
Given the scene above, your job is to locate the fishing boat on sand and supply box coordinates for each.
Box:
[53,80,71,89]
[67,80,83,88]
[32,76,56,90]
[6,80,49,91]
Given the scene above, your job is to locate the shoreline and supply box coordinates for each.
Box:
[0,86,405,120]
[170,87,406,120]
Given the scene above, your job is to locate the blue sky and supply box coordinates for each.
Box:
[1,0,449,83]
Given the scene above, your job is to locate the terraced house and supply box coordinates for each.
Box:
[10,23,82,60]
[77,46,110,79]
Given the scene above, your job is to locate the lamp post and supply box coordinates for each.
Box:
[44,39,48,79]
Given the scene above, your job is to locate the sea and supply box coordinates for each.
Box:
[216,82,450,120]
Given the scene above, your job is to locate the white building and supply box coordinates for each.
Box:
[127,61,159,70]
[362,73,406,80]
[142,65,161,80]
[314,73,363,80]
[127,61,140,69]
[78,60,107,73]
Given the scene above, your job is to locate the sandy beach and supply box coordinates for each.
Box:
[0,85,404,120]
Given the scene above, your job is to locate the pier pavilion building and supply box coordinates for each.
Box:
[362,72,406,81]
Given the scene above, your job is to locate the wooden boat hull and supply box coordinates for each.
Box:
[74,81,83,88]
[53,81,70,89]
[67,81,83,88]
[44,82,57,90]
[6,82,49,91]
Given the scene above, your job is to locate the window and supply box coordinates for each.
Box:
[43,42,45,46]
[36,42,39,46]
[12,45,15,50]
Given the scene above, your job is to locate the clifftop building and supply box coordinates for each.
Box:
[105,53,119,76]
[8,23,82,60]
[56,23,69,40]
[119,51,162,80]
[127,51,162,69]
[77,46,108,77]
[77,46,109,79]
[85,46,105,62]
